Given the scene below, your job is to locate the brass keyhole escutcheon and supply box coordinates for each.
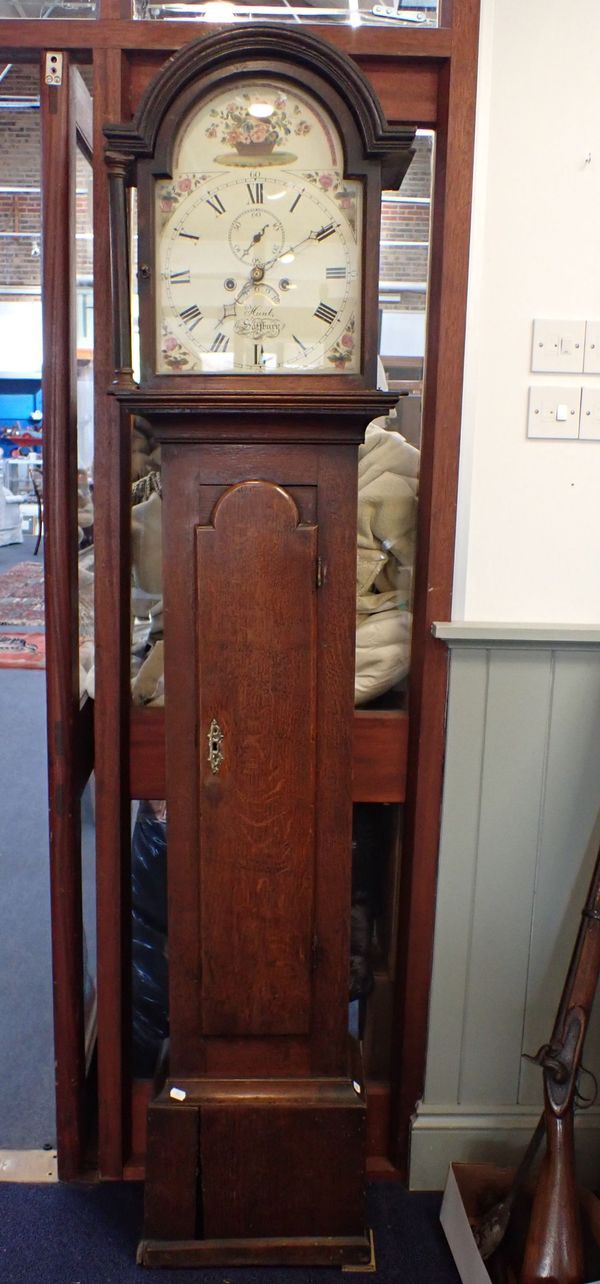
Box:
[208,718,224,774]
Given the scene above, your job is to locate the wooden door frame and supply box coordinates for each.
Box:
[390,0,481,1168]
[40,54,95,1179]
[6,0,480,1176]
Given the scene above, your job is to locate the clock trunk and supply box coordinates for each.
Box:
[136,416,378,1265]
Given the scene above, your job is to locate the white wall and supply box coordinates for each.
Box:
[453,0,600,624]
[0,301,42,378]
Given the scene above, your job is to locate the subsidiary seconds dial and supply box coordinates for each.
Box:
[156,171,362,374]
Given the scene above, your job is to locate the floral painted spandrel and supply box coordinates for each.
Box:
[205,91,311,159]
[328,314,357,369]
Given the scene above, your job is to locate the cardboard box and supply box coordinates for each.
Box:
[440,1162,600,1284]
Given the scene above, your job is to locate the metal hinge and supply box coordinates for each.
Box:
[371,5,429,22]
[316,556,326,589]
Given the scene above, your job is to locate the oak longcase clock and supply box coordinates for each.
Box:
[105,24,413,1267]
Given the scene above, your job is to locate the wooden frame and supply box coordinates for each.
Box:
[40,55,96,1180]
[15,0,480,1181]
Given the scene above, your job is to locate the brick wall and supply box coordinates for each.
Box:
[0,64,93,298]
[0,68,431,321]
[0,66,41,296]
[76,147,93,279]
[380,134,432,314]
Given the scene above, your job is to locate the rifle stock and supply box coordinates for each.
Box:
[520,847,600,1284]
[521,1095,583,1284]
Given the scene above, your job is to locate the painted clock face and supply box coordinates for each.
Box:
[154,78,363,375]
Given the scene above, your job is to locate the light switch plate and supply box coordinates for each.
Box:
[583,321,600,374]
[531,319,585,373]
[528,385,580,439]
[579,386,600,440]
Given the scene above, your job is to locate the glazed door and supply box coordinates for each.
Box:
[41,53,96,1179]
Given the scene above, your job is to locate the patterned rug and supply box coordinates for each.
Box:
[0,561,44,627]
[0,632,45,669]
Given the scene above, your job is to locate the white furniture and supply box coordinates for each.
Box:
[1,455,42,497]
[0,482,23,546]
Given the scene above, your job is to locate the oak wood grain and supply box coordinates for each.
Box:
[196,482,317,1038]
[143,1103,199,1241]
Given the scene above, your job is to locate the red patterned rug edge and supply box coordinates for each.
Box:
[0,631,46,670]
[0,560,45,629]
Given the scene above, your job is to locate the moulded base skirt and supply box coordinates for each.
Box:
[137,1233,373,1268]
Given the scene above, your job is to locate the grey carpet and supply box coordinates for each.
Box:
[0,534,95,1149]
[1,531,54,1145]
[0,536,54,1146]
[0,535,42,575]
[0,665,55,1148]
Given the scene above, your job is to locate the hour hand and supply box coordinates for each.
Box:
[242,224,270,258]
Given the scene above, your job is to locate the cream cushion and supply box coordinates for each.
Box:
[355,423,418,704]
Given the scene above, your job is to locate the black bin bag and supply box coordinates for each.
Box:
[350,804,388,1001]
[131,800,169,1077]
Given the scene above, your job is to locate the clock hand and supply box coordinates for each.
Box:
[263,224,341,270]
[241,224,270,258]
[214,272,261,326]
[214,302,238,327]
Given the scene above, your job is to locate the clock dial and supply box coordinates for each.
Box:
[156,169,362,374]
[154,77,363,375]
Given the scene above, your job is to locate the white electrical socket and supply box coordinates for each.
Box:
[531,319,585,373]
[527,386,580,439]
[579,387,600,440]
[583,322,600,375]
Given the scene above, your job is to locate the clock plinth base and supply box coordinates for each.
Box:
[141,1072,368,1267]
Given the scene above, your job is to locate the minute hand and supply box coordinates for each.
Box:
[264,223,340,269]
